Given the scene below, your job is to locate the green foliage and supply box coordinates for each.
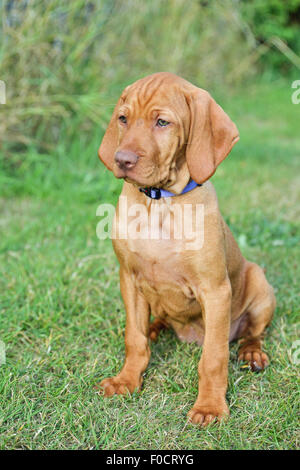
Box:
[240,0,300,69]
[1,0,299,165]
[0,0,257,161]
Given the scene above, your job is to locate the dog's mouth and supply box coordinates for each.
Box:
[123,174,157,188]
[113,165,140,183]
[113,162,160,188]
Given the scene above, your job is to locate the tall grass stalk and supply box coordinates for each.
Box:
[0,0,256,161]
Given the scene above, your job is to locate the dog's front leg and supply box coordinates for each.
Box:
[188,279,231,426]
[99,267,150,397]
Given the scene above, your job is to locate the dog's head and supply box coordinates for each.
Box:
[98,73,239,191]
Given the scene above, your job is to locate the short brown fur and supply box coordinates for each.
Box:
[97,73,275,426]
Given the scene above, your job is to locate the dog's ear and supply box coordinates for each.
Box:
[98,89,129,170]
[185,89,239,184]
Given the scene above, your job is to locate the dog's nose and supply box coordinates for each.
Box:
[115,150,138,170]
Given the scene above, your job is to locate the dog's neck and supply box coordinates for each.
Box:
[164,158,191,195]
[139,159,201,200]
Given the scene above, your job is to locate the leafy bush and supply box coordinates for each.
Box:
[1,0,299,165]
[240,0,300,70]
[0,0,255,161]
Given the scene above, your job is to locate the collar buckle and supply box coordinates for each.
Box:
[139,180,202,199]
[139,187,161,200]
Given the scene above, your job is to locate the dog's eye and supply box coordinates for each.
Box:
[157,119,170,127]
[119,115,127,124]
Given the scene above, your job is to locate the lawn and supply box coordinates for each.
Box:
[0,79,299,450]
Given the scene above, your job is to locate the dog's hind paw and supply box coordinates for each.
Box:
[238,340,269,372]
[149,318,168,342]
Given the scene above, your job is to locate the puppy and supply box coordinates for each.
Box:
[97,73,275,426]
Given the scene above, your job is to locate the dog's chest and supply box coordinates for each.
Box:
[113,195,204,257]
[115,237,200,319]
[127,238,188,282]
[112,195,205,318]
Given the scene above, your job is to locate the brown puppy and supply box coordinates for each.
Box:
[97,73,275,426]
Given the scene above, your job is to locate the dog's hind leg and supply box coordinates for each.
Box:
[149,318,169,342]
[238,263,276,372]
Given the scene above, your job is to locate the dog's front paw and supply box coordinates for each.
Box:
[96,375,141,397]
[187,401,229,427]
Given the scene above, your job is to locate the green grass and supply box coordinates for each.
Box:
[0,80,299,450]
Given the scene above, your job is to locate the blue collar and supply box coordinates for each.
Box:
[139,179,201,200]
